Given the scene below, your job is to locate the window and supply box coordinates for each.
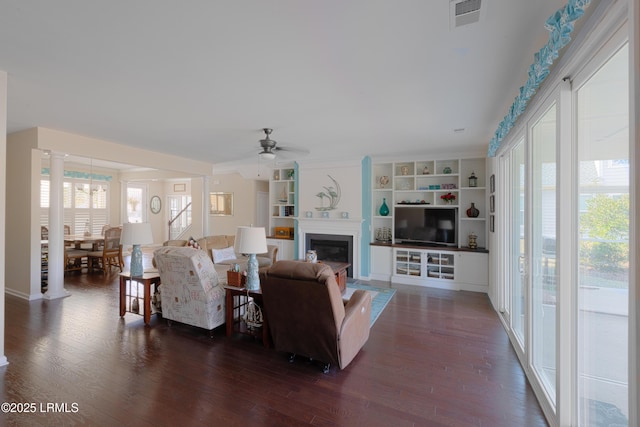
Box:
[40,175,110,234]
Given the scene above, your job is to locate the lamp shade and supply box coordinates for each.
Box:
[235,226,267,254]
[121,223,154,246]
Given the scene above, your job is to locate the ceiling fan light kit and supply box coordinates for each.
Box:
[256,128,308,161]
[259,151,276,160]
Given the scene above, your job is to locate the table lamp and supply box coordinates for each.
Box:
[235,226,267,291]
[122,223,154,277]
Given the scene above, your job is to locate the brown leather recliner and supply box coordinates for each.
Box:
[261,260,372,372]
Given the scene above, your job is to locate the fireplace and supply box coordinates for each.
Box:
[305,233,353,277]
[297,218,362,279]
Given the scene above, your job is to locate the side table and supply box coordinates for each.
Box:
[120,271,161,325]
[224,286,270,348]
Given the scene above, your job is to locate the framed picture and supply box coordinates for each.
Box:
[150,195,161,214]
[490,195,495,213]
[209,192,233,216]
[490,215,495,233]
[490,174,495,193]
[174,183,186,192]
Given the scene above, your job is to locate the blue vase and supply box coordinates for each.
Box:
[379,198,389,216]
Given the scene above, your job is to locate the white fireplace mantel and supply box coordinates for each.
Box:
[297,218,364,279]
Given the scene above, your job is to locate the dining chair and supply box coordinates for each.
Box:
[65,249,88,273]
[87,227,124,274]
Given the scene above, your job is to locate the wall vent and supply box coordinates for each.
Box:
[450,0,484,29]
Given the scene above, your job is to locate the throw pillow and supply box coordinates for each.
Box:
[187,237,201,250]
[212,246,236,263]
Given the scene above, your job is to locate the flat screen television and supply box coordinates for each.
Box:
[394,207,458,247]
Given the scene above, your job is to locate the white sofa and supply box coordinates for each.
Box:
[161,235,278,285]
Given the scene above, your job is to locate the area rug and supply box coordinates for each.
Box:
[343,281,396,326]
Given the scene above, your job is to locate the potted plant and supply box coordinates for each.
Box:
[440,192,456,204]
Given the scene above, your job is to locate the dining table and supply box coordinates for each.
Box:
[64,234,105,251]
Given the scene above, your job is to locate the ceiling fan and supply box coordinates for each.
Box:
[257,128,308,160]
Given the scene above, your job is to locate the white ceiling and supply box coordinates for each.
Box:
[1,1,568,170]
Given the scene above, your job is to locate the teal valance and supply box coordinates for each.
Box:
[488,0,591,157]
[41,168,113,182]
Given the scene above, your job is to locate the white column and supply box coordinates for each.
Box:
[44,151,70,300]
[202,175,210,236]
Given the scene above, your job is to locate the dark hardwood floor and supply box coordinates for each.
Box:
[1,256,547,426]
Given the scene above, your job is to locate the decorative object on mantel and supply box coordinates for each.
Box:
[442,166,452,174]
[468,232,478,249]
[466,203,480,218]
[379,198,390,216]
[273,170,280,180]
[401,165,409,176]
[305,250,317,263]
[379,175,389,188]
[468,171,478,187]
[321,211,329,218]
[440,193,456,204]
[315,175,341,211]
[422,166,430,175]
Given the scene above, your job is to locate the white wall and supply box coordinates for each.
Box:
[0,70,8,365]
[208,173,268,235]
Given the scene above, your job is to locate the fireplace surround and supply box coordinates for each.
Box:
[297,218,363,279]
[305,233,353,277]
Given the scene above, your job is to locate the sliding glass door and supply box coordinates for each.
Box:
[508,138,526,350]
[530,102,557,404]
[575,42,629,425]
[498,28,629,426]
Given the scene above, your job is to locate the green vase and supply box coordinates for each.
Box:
[379,198,389,216]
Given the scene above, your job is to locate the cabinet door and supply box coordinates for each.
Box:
[371,246,392,278]
[455,252,488,286]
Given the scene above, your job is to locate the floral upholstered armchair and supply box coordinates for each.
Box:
[153,246,226,333]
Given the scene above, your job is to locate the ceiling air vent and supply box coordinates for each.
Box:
[450,0,484,29]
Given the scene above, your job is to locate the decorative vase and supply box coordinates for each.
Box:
[379,198,389,216]
[466,203,480,218]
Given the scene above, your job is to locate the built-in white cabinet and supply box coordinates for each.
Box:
[454,252,489,292]
[370,245,393,281]
[266,238,295,261]
[391,247,488,292]
[372,157,487,249]
[269,166,296,237]
[373,156,488,292]
[393,248,456,284]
